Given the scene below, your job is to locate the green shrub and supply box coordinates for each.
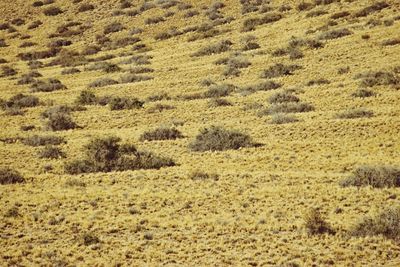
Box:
[340,165,400,188]
[0,168,25,185]
[350,206,400,240]
[304,208,335,235]
[261,63,302,78]
[189,126,255,152]
[65,136,175,174]
[140,127,183,141]
[22,135,65,146]
[336,108,373,119]
[37,145,66,159]
[109,97,144,110]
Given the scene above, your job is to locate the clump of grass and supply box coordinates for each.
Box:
[270,113,299,124]
[349,206,400,240]
[22,135,65,146]
[30,78,67,92]
[304,208,335,235]
[37,145,66,159]
[204,84,235,98]
[64,136,175,174]
[104,22,125,34]
[83,232,100,246]
[351,89,375,98]
[139,127,183,141]
[0,168,25,185]
[336,108,373,119]
[191,40,232,57]
[189,126,256,152]
[109,97,144,110]
[88,78,119,88]
[340,165,400,188]
[357,71,399,87]
[261,63,302,78]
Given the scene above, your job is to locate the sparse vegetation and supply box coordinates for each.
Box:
[189,126,256,152]
[140,127,183,141]
[336,108,374,119]
[304,208,335,235]
[43,6,63,16]
[0,168,25,185]
[37,145,66,159]
[191,40,232,57]
[270,113,299,124]
[30,78,66,92]
[22,135,65,146]
[109,97,144,110]
[340,165,400,188]
[88,78,119,88]
[261,63,302,78]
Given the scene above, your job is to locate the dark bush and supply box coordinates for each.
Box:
[204,84,235,98]
[208,98,232,107]
[78,3,94,12]
[261,63,302,78]
[76,90,97,105]
[354,2,389,17]
[349,206,400,240]
[0,58,7,64]
[351,89,375,98]
[27,20,42,29]
[20,125,35,131]
[241,35,260,51]
[0,168,25,185]
[191,40,232,57]
[147,104,175,113]
[336,108,374,119]
[109,97,144,110]
[17,71,42,84]
[30,78,66,92]
[19,41,37,48]
[0,39,8,47]
[266,102,314,114]
[85,62,121,73]
[330,11,350,19]
[140,127,183,141]
[104,22,125,34]
[1,66,17,77]
[189,126,255,152]
[42,107,78,131]
[81,45,101,55]
[43,6,63,16]
[190,170,219,181]
[37,145,66,159]
[382,38,400,46]
[297,2,315,11]
[65,136,175,174]
[47,39,72,48]
[22,135,65,146]
[2,93,39,109]
[17,48,60,61]
[306,78,330,86]
[340,165,400,188]
[268,92,300,104]
[88,78,118,88]
[357,71,399,87]
[304,208,335,235]
[146,92,170,102]
[319,28,352,40]
[242,12,283,31]
[145,16,165,25]
[240,81,282,94]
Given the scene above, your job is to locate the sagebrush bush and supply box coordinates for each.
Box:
[78,3,94,12]
[191,40,232,57]
[240,81,282,94]
[30,78,66,92]
[147,104,175,113]
[76,90,97,105]
[88,78,119,88]
[104,22,125,34]
[43,6,63,16]
[208,98,232,107]
[189,126,255,152]
[0,168,25,185]
[109,97,144,110]
[349,206,400,240]
[354,2,389,17]
[65,136,175,174]
[1,94,39,109]
[319,28,352,40]
[336,108,373,119]
[120,74,153,84]
[23,135,62,147]
[261,63,302,78]
[306,78,330,86]
[242,12,283,32]
[42,106,78,131]
[37,145,66,159]
[382,38,400,46]
[85,62,121,73]
[1,66,17,77]
[356,71,399,87]
[340,165,400,188]
[351,89,375,98]
[190,170,219,181]
[139,127,183,141]
[270,113,299,124]
[268,92,300,104]
[61,67,80,75]
[304,208,335,235]
[145,16,165,25]
[266,102,314,114]
[204,84,235,98]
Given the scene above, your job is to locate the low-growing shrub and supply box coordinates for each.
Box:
[242,12,283,32]
[0,168,25,185]
[42,106,78,131]
[146,92,170,102]
[147,103,175,113]
[76,90,97,105]
[61,68,80,75]
[189,126,255,152]
[349,206,400,240]
[357,71,399,87]
[17,71,42,84]
[22,135,65,146]
[120,74,153,84]
[266,102,314,114]
[190,170,219,181]
[340,165,400,188]
[319,28,352,40]
[88,78,118,88]
[204,84,235,98]
[139,127,183,141]
[304,208,335,235]
[37,145,66,159]
[20,125,35,131]
[336,108,373,119]
[104,22,125,34]
[268,92,300,104]
[30,78,66,92]
[85,62,121,73]
[27,20,43,29]
[1,66,17,77]
[382,38,400,46]
[78,3,94,12]
[44,6,63,16]
[330,11,350,20]
[64,136,175,174]
[240,35,260,51]
[240,81,282,94]
[208,98,232,107]
[145,16,165,25]
[261,63,302,78]
[351,89,375,98]
[191,40,232,57]
[1,94,39,109]
[270,113,299,124]
[109,97,144,110]
[354,2,389,18]
[306,78,330,86]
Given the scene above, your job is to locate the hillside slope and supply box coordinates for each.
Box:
[1,0,400,265]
